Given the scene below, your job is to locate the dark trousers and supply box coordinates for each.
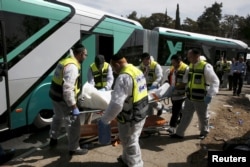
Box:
[170,98,185,127]
[228,75,233,90]
[233,73,243,95]
[216,71,223,86]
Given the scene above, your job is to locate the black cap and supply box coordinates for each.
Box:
[111,53,125,61]
[141,52,150,59]
[95,54,105,66]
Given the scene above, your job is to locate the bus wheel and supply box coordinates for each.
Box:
[33,109,53,128]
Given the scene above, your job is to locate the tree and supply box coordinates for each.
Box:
[143,13,173,30]
[197,2,222,35]
[138,16,147,27]
[182,17,199,32]
[238,15,250,45]
[175,4,181,30]
[165,8,168,15]
[220,14,241,38]
[123,5,250,46]
[127,11,139,21]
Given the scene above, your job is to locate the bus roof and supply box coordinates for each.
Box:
[58,0,143,27]
[154,27,248,49]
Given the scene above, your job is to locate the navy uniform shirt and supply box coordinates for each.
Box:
[232,61,246,75]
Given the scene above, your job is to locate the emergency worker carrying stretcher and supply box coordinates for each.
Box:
[49,44,89,156]
[98,53,148,167]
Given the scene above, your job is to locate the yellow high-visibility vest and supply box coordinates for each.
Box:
[187,61,207,101]
[139,60,158,87]
[169,62,188,97]
[90,62,109,89]
[49,56,80,101]
[117,64,148,123]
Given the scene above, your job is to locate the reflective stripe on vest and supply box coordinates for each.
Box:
[117,64,148,123]
[187,61,207,101]
[90,62,109,89]
[49,56,80,101]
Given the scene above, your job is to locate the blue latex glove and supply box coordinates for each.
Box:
[204,96,212,104]
[98,119,111,145]
[149,85,158,90]
[72,108,80,116]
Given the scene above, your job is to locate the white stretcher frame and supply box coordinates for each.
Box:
[78,96,171,145]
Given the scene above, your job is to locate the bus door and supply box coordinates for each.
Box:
[0,15,10,132]
[98,35,114,63]
[79,33,114,84]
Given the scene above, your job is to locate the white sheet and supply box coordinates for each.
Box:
[78,82,171,110]
[78,82,112,110]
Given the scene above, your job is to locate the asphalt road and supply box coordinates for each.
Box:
[1,103,206,167]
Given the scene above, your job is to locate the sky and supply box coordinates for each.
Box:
[74,0,250,21]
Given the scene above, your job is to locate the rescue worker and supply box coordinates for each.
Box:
[166,55,189,134]
[85,54,114,124]
[99,53,148,167]
[215,56,224,87]
[228,57,236,91]
[171,48,219,140]
[221,57,231,88]
[87,54,114,91]
[139,52,164,116]
[49,43,88,155]
[232,56,246,96]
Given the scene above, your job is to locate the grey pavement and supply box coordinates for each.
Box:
[4,101,204,167]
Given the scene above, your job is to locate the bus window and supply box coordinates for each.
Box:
[119,29,144,66]
[3,11,48,57]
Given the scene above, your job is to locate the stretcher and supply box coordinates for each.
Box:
[79,96,171,145]
[78,82,172,145]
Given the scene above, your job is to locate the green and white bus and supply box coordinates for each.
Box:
[118,27,249,82]
[0,0,145,131]
[154,27,248,66]
[0,0,248,132]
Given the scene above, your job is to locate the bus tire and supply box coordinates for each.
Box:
[33,109,53,128]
